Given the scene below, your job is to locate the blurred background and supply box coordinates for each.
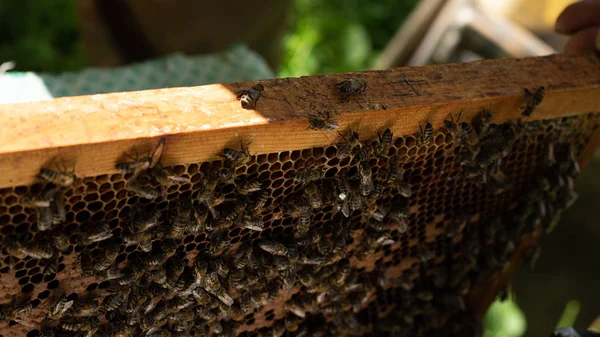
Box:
[0,0,598,336]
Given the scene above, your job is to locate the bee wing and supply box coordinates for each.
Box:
[149,137,167,168]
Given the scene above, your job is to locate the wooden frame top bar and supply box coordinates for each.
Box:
[0,53,599,189]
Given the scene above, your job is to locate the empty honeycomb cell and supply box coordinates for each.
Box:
[30,274,43,284]
[281,161,294,174]
[256,154,268,165]
[5,195,18,206]
[259,163,270,173]
[269,161,283,172]
[86,283,98,291]
[18,277,29,285]
[246,164,259,175]
[0,214,10,226]
[14,222,30,233]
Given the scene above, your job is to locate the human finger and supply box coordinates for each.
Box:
[563,26,600,54]
[555,0,600,34]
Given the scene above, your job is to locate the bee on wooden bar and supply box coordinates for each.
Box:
[418,120,433,145]
[336,76,367,100]
[39,160,77,187]
[307,111,338,132]
[459,122,479,150]
[475,106,493,138]
[236,83,265,109]
[221,139,252,167]
[522,86,545,117]
[444,111,462,138]
[376,128,393,156]
[116,137,166,174]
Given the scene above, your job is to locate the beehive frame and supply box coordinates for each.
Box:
[0,54,598,337]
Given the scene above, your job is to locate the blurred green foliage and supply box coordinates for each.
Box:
[0,0,82,73]
[279,0,420,77]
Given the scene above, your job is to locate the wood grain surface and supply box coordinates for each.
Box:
[0,53,599,189]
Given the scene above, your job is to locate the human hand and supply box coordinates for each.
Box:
[555,0,600,54]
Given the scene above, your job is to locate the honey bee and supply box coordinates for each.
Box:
[236,179,262,195]
[444,111,462,138]
[304,182,323,209]
[79,222,113,245]
[296,205,313,234]
[148,268,167,285]
[336,128,361,159]
[418,120,433,145]
[522,86,545,117]
[103,288,130,311]
[336,77,367,100]
[358,162,374,197]
[236,83,265,109]
[168,201,191,238]
[152,166,191,185]
[116,137,166,174]
[53,231,70,253]
[307,111,338,132]
[376,128,393,156]
[22,242,54,259]
[71,299,100,317]
[126,175,160,200]
[39,160,77,187]
[206,191,226,218]
[348,188,363,212]
[47,294,74,320]
[93,245,119,272]
[36,207,54,232]
[49,189,66,226]
[250,189,269,216]
[43,256,59,276]
[258,240,293,257]
[475,107,493,138]
[294,167,323,184]
[459,122,479,150]
[353,142,374,162]
[218,167,236,184]
[131,206,161,233]
[79,252,94,277]
[221,139,252,167]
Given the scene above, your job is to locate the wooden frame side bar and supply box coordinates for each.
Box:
[0,54,599,189]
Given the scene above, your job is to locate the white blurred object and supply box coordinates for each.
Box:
[0,61,15,74]
[373,0,557,69]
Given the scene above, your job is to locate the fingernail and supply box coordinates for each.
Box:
[596,28,600,51]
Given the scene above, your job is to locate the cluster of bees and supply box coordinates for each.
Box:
[0,75,588,337]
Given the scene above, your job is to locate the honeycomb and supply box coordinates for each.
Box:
[0,111,597,337]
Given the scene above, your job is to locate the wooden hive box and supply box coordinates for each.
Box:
[0,53,598,337]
